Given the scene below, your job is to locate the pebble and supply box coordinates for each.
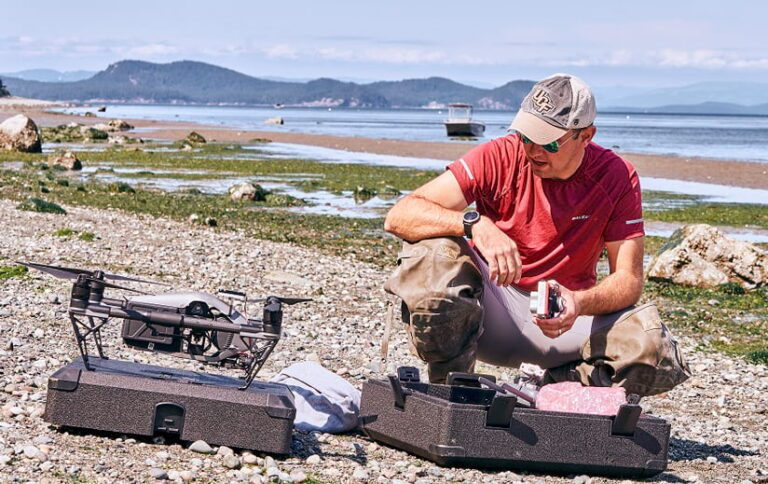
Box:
[306,454,321,465]
[290,469,308,482]
[222,454,241,469]
[242,453,259,465]
[189,440,214,454]
[216,445,234,457]
[179,470,195,482]
[353,467,370,480]
[149,468,168,480]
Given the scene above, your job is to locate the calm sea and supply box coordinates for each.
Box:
[56,105,768,164]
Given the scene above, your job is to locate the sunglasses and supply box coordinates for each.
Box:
[519,131,576,153]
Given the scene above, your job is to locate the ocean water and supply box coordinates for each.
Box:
[56,105,768,164]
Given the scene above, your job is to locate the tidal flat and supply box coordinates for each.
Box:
[0,142,765,363]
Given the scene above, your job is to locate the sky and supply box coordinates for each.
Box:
[2,0,768,90]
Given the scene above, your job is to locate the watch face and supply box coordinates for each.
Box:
[463,211,480,223]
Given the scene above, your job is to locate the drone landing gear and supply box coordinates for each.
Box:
[69,314,109,370]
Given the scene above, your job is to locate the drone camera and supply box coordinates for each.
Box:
[121,301,182,352]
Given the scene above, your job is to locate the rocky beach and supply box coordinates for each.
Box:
[1,198,767,484]
[0,104,767,483]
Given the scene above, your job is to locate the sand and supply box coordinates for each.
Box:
[2,106,767,190]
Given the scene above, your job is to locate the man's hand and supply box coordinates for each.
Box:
[472,216,522,286]
[534,284,580,338]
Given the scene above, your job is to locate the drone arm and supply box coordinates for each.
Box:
[76,303,260,336]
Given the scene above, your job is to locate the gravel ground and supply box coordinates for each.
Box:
[0,199,766,484]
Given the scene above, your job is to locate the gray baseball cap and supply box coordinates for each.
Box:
[508,74,596,144]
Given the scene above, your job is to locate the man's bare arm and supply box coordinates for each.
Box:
[384,171,522,285]
[576,237,645,315]
[384,171,468,241]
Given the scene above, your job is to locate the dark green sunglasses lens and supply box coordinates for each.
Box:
[519,133,559,153]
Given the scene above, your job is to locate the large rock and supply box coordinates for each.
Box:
[48,151,82,171]
[228,182,268,202]
[647,224,768,289]
[92,119,134,132]
[185,131,206,145]
[0,115,42,153]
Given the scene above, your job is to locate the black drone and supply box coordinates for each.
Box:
[19,262,310,389]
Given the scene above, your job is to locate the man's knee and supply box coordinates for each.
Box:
[546,304,691,396]
[385,237,484,381]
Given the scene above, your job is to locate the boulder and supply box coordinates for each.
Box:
[647,224,768,289]
[93,120,133,133]
[48,151,82,171]
[78,126,108,141]
[108,135,127,145]
[185,131,206,145]
[107,119,133,131]
[0,115,42,153]
[264,117,284,125]
[228,182,268,202]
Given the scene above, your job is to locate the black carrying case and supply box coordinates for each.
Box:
[360,369,670,477]
[44,357,295,454]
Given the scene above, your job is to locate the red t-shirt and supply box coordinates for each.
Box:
[448,134,644,292]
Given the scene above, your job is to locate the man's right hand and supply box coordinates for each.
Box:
[472,216,522,286]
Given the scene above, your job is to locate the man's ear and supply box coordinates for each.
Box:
[581,125,597,143]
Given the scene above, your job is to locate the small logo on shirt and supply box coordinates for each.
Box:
[571,215,590,221]
[625,218,644,225]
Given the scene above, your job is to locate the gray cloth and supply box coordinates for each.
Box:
[270,361,361,433]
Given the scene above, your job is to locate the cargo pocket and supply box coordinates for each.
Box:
[579,304,691,396]
[408,295,482,363]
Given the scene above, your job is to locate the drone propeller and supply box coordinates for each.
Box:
[277,297,313,305]
[253,296,312,305]
[17,261,168,286]
[83,276,148,295]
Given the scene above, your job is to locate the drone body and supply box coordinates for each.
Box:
[20,261,309,389]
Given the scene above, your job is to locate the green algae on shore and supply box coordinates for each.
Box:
[1,143,766,364]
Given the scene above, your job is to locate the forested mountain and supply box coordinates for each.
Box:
[3,60,533,109]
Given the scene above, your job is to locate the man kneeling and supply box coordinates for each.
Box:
[383,74,689,397]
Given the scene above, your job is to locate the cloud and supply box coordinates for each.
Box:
[0,36,179,59]
[262,44,300,59]
[548,48,768,71]
[120,44,179,57]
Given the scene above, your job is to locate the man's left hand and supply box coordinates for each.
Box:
[534,285,580,339]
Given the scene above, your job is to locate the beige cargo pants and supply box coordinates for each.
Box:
[384,237,691,396]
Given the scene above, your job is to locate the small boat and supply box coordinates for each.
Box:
[444,103,485,137]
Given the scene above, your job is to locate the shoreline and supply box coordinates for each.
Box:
[2,106,767,190]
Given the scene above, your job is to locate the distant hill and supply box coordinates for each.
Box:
[603,81,768,110]
[604,101,768,116]
[2,60,534,109]
[1,68,96,83]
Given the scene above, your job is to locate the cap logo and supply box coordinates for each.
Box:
[531,88,555,114]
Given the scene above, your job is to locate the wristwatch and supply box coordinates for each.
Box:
[462,210,481,239]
